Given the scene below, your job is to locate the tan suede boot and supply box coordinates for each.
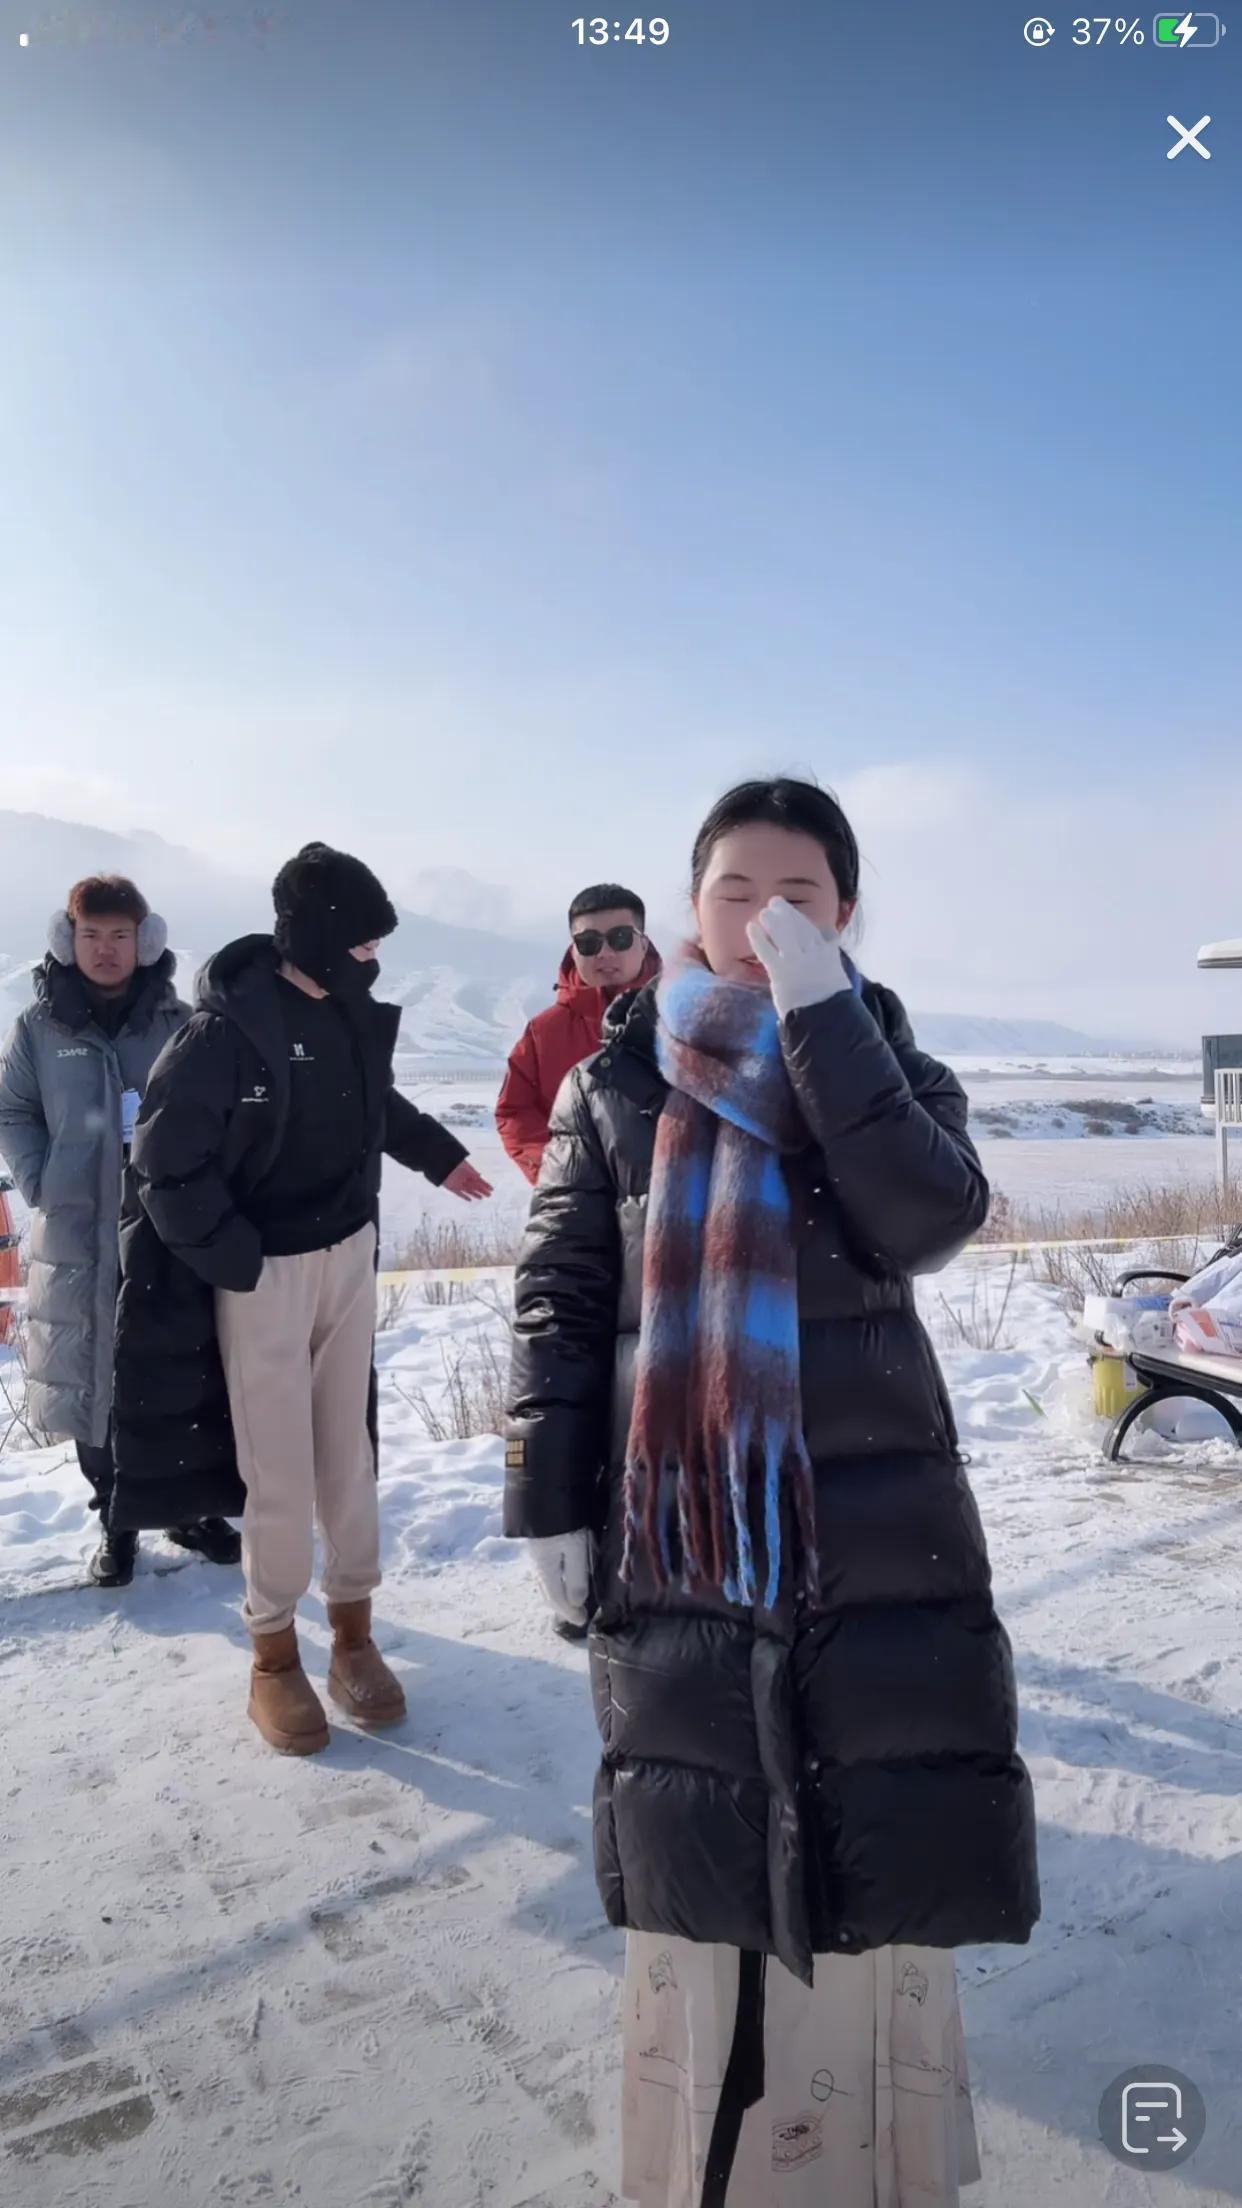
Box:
[327,1600,407,1728]
[249,1625,331,1755]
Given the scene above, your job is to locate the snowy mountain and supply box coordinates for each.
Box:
[0,812,560,1070]
[0,812,1169,1068]
[914,1013,1123,1058]
[403,865,542,939]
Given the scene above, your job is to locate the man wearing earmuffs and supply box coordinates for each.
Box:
[0,874,242,1587]
[109,843,493,1755]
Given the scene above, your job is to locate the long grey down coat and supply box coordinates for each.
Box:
[0,954,189,1445]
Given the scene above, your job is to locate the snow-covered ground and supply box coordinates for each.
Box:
[963,1057,1210,1147]
[2,1251,1242,2203]
[972,1098,1209,1141]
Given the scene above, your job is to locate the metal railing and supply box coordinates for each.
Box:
[1215,1067,1242,1193]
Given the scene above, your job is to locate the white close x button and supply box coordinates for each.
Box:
[1167,113,1212,160]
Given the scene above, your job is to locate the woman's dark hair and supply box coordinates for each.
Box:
[690,778,860,904]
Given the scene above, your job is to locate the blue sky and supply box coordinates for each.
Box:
[1,0,1238,1032]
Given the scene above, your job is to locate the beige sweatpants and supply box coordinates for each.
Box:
[622,1934,980,2207]
[216,1221,381,1636]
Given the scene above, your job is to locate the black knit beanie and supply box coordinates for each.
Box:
[272,843,398,996]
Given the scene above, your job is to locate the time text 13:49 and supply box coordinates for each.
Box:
[573,18,671,45]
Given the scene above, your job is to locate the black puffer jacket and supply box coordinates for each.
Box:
[111,936,467,1531]
[505,978,1039,1983]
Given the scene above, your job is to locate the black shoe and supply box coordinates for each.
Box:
[90,1530,138,1588]
[553,1616,590,1644]
[166,1518,242,1567]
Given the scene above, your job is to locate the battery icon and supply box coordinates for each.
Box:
[1154,12,1223,42]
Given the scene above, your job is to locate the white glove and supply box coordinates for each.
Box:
[528,1531,592,1628]
[746,897,851,1018]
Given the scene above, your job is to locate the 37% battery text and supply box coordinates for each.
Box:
[1073,15,1146,36]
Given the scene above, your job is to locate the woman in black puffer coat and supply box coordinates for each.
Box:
[504,778,1038,2208]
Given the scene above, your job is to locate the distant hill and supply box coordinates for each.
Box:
[0,810,560,1067]
[0,812,1172,1069]
[913,1013,1126,1058]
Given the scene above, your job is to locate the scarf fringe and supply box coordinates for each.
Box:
[623,1417,820,1611]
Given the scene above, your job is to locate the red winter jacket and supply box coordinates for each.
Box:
[496,944,662,1184]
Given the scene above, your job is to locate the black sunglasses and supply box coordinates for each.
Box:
[573,925,641,957]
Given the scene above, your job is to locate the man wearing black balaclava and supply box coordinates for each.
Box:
[110,844,492,1755]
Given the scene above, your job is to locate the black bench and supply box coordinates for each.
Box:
[1104,1263,1242,1462]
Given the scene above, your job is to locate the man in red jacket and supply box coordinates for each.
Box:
[497,885,660,1185]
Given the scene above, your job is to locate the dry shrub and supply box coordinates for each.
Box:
[387,1213,524,1274]
[388,1279,515,1442]
[1020,1181,1235,1309]
[937,1180,1237,1336]
[376,1281,410,1333]
[931,1254,1021,1353]
[394,1328,509,1442]
[974,1189,1017,1245]
[421,1279,473,1308]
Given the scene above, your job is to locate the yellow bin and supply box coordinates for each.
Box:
[1092,1353,1142,1419]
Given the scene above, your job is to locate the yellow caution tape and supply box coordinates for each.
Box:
[379,1231,1201,1286]
[961,1233,1203,1257]
[378,1265,510,1288]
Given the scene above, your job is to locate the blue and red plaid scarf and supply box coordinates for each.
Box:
[623,949,861,1610]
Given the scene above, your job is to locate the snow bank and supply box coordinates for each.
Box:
[971,1099,1209,1141]
[0,1279,515,1599]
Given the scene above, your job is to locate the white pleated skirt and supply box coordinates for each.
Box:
[621,1934,982,2208]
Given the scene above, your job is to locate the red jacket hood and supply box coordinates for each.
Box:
[553,941,662,1012]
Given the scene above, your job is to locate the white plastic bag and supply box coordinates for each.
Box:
[1131,1309,1175,1354]
[1170,1247,1242,1320]
[1175,1304,1242,1357]
[1171,1247,1242,1358]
